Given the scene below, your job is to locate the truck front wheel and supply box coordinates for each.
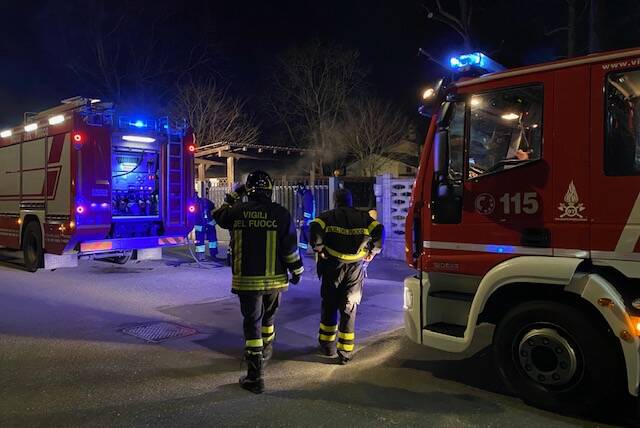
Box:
[22,221,44,272]
[493,300,623,414]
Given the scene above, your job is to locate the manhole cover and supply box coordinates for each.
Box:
[120,321,198,343]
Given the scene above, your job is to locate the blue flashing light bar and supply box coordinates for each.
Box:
[118,116,157,131]
[449,52,504,74]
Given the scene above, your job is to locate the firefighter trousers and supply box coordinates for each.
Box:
[238,291,281,353]
[317,259,364,357]
[194,223,218,257]
[298,224,310,256]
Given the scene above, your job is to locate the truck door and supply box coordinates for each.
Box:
[590,61,640,261]
[429,76,554,277]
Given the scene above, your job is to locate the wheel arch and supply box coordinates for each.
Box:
[469,256,584,329]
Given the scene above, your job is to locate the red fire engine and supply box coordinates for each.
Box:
[405,48,640,411]
[0,97,195,271]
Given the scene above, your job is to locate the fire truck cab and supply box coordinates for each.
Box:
[405,49,640,411]
[0,97,195,271]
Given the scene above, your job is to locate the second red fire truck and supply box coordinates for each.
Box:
[405,48,640,412]
[0,97,195,271]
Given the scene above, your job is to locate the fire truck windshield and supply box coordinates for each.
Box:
[467,85,543,178]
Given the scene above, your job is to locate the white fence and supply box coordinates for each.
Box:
[196,178,331,250]
[376,174,413,260]
[195,174,414,262]
[197,178,330,215]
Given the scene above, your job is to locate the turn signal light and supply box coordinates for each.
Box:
[187,144,196,153]
[630,316,640,336]
[76,206,85,214]
[188,205,196,213]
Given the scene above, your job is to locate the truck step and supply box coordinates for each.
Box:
[425,322,466,337]
[429,291,474,302]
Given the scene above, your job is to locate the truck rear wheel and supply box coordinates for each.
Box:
[493,300,623,414]
[22,221,43,272]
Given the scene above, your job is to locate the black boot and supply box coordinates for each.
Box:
[262,342,273,362]
[318,342,337,358]
[337,350,351,365]
[239,351,265,394]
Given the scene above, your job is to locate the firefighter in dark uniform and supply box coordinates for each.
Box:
[310,189,384,364]
[296,182,315,257]
[194,193,218,261]
[213,171,304,393]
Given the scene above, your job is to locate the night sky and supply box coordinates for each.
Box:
[2,1,640,134]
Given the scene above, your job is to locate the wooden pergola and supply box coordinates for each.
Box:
[194,141,317,187]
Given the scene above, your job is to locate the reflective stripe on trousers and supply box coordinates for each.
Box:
[337,331,355,352]
[318,322,338,342]
[262,325,275,343]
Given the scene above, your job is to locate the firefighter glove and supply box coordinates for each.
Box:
[224,193,239,205]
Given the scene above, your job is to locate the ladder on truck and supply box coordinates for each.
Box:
[166,123,185,226]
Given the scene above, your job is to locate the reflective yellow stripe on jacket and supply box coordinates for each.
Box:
[325,226,369,236]
[265,230,277,276]
[232,274,289,291]
[310,218,326,229]
[324,246,368,262]
[233,230,242,274]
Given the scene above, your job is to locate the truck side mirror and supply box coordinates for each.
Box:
[432,181,462,224]
[431,128,462,224]
[433,129,449,177]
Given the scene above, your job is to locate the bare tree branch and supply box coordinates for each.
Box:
[340,99,411,177]
[418,48,449,69]
[173,79,260,148]
[544,26,569,36]
[268,41,367,174]
[422,0,472,50]
[51,1,215,111]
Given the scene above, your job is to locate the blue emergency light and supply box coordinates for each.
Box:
[449,52,504,74]
[118,116,158,131]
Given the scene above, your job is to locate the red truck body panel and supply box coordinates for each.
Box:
[407,48,640,274]
[0,103,195,260]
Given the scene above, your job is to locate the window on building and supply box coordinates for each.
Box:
[467,85,543,178]
[605,70,640,176]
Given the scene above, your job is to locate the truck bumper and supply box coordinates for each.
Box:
[403,275,422,344]
[79,235,186,254]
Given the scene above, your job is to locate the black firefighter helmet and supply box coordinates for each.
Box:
[246,170,273,197]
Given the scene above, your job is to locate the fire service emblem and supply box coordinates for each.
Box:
[475,193,495,215]
[557,181,586,220]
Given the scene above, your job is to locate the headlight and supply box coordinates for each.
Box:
[403,287,413,310]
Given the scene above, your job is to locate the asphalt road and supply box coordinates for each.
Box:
[0,248,629,427]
